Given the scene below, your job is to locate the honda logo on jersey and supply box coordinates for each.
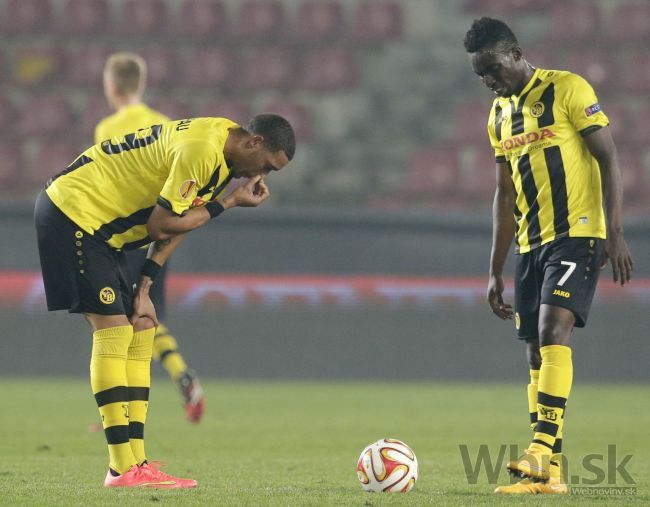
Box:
[500,128,556,152]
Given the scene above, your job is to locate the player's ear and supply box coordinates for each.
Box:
[246,134,265,149]
[511,46,523,62]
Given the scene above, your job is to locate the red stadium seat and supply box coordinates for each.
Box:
[601,103,633,148]
[0,97,17,136]
[551,3,602,43]
[523,49,554,70]
[118,0,168,36]
[29,142,82,186]
[242,48,295,90]
[199,100,251,125]
[177,48,238,89]
[176,0,227,38]
[299,49,357,91]
[19,97,73,138]
[292,1,344,43]
[79,97,112,143]
[139,49,178,88]
[11,47,61,86]
[458,147,498,203]
[620,52,650,93]
[148,98,193,121]
[351,1,403,43]
[451,102,492,145]
[237,0,285,41]
[608,3,650,43]
[65,47,110,87]
[59,0,108,36]
[260,102,312,141]
[3,0,51,34]
[463,0,553,13]
[402,148,458,197]
[0,144,24,186]
[564,51,616,94]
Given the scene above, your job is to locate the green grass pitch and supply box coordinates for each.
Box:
[0,379,647,505]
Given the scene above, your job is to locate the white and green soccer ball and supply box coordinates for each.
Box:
[356,438,418,493]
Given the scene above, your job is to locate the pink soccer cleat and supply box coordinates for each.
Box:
[103,464,197,488]
[177,369,205,424]
[140,462,198,488]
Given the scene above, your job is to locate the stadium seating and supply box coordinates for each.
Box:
[458,147,498,204]
[463,0,553,13]
[148,98,193,120]
[59,0,109,36]
[19,97,73,138]
[563,50,616,94]
[79,97,112,142]
[299,49,358,91]
[29,142,82,186]
[176,0,227,38]
[350,1,403,43]
[261,101,312,141]
[550,3,602,43]
[199,100,251,125]
[139,48,178,88]
[451,102,492,144]
[3,0,51,34]
[0,97,17,137]
[402,148,458,198]
[620,52,650,93]
[11,47,61,87]
[237,0,285,41]
[118,0,168,36]
[292,1,344,43]
[177,48,239,89]
[608,3,650,43]
[0,144,23,186]
[241,48,295,90]
[65,47,110,87]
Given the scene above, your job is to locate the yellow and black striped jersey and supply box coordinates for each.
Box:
[46,117,238,250]
[487,68,609,254]
[94,103,170,145]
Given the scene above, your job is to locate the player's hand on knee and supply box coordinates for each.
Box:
[487,275,513,320]
[131,292,159,327]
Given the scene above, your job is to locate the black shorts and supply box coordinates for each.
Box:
[35,190,134,316]
[514,237,603,341]
[123,249,168,320]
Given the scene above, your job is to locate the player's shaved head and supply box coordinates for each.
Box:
[464,17,519,55]
[104,52,147,96]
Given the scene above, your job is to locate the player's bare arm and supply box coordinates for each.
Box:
[487,161,516,320]
[582,126,634,285]
[146,176,270,241]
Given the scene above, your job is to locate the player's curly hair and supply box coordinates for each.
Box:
[246,114,296,161]
[463,17,519,54]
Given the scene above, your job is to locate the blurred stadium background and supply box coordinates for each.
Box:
[0,0,648,381]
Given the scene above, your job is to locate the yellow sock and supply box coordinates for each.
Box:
[527,369,539,431]
[531,345,572,454]
[152,323,187,380]
[126,328,154,465]
[90,325,137,474]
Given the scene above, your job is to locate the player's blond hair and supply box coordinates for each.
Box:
[104,52,147,96]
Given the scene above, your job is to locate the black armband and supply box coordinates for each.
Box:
[141,259,162,281]
[205,200,225,219]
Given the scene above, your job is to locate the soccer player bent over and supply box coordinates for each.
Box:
[35,115,295,487]
[463,18,634,494]
[97,52,205,423]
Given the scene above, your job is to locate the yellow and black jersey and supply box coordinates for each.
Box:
[46,117,237,250]
[487,68,609,253]
[94,103,169,145]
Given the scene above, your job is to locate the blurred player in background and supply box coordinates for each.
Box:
[35,113,295,487]
[97,53,204,423]
[464,18,634,495]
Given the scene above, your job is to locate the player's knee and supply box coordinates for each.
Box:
[132,316,156,333]
[538,322,571,347]
[526,341,542,369]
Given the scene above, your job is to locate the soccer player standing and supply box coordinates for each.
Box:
[35,114,295,487]
[97,52,205,424]
[463,18,634,494]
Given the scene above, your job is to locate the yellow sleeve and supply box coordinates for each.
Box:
[559,72,609,134]
[487,104,505,162]
[158,140,220,216]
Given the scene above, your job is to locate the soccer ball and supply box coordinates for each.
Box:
[356,438,418,493]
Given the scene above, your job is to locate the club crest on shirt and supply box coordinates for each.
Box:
[99,287,116,305]
[179,179,196,200]
[585,103,601,117]
[530,101,545,118]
